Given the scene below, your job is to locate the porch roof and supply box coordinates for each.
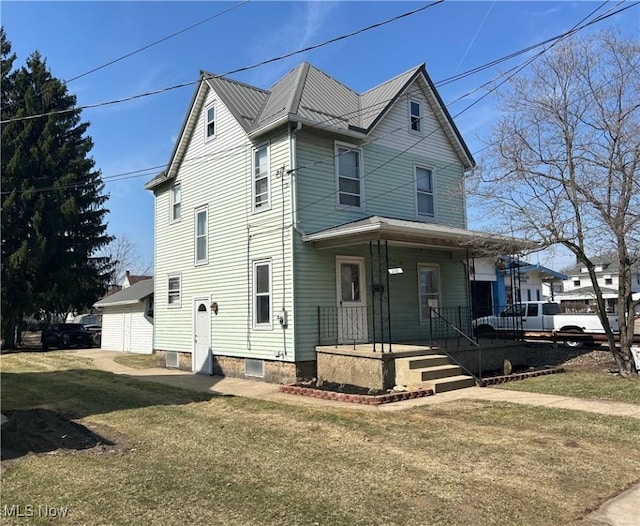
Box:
[302,216,532,255]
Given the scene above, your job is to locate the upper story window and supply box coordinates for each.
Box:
[604,277,613,285]
[195,207,208,265]
[253,145,270,212]
[253,260,272,329]
[335,143,363,209]
[415,165,434,218]
[409,100,422,132]
[573,279,581,287]
[205,104,216,139]
[171,183,181,222]
[168,275,181,308]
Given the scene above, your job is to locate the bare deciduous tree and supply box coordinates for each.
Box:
[470,30,639,376]
[102,235,152,288]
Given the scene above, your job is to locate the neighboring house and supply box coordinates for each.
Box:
[555,257,640,313]
[94,278,154,354]
[123,270,152,289]
[470,257,566,317]
[145,62,519,383]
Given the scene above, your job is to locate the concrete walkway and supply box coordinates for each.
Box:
[69,349,640,526]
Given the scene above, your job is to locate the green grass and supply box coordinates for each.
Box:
[112,353,158,370]
[495,370,640,404]
[2,352,640,526]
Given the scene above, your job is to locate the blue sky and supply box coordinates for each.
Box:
[3,1,638,271]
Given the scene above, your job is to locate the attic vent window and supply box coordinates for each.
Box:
[205,105,216,138]
[409,100,422,132]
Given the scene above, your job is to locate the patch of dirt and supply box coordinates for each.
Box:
[1,408,128,467]
[523,344,617,372]
[298,380,386,396]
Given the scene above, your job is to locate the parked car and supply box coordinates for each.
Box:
[83,324,102,347]
[41,323,94,350]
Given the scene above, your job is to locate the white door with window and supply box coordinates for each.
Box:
[193,299,211,374]
[336,257,368,343]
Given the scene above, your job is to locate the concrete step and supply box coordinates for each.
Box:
[419,364,462,381]
[426,375,476,393]
[402,355,451,369]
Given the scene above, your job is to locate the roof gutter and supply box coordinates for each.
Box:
[250,114,367,141]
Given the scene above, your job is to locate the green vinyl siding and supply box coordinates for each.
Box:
[295,133,465,235]
[154,85,295,363]
[292,235,469,361]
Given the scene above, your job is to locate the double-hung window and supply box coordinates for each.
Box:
[205,104,216,139]
[171,183,181,221]
[253,145,270,212]
[168,275,181,307]
[336,143,363,209]
[415,166,434,218]
[418,264,440,321]
[253,260,272,328]
[195,207,208,265]
[409,100,422,132]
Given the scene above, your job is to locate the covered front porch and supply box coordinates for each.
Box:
[302,216,529,391]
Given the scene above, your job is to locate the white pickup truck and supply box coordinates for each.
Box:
[473,301,619,347]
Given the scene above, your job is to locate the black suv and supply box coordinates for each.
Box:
[41,323,94,350]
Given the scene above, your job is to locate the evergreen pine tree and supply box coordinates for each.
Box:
[1,30,112,348]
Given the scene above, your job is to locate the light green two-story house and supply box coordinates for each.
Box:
[146,62,511,384]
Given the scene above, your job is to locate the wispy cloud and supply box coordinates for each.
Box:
[244,1,338,87]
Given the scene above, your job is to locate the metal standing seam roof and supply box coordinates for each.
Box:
[94,279,154,308]
[146,61,475,189]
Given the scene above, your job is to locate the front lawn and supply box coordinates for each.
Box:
[1,352,639,526]
[113,353,158,370]
[495,370,640,404]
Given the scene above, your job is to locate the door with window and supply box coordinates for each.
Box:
[336,257,368,343]
[193,299,211,374]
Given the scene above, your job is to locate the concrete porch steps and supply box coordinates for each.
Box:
[395,354,476,394]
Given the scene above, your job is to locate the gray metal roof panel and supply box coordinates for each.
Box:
[255,64,306,128]
[94,279,154,307]
[361,65,420,129]
[204,72,269,132]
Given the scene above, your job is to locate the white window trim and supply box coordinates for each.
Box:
[194,206,208,266]
[417,263,441,323]
[252,143,271,213]
[204,103,216,141]
[168,274,182,309]
[253,259,273,330]
[414,163,436,220]
[170,182,181,223]
[334,141,364,211]
[408,98,423,134]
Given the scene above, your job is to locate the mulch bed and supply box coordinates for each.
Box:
[1,409,125,464]
[478,367,565,386]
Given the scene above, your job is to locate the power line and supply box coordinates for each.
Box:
[1,0,444,125]
[2,1,632,198]
[0,1,251,112]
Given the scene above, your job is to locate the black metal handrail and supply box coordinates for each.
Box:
[429,306,481,381]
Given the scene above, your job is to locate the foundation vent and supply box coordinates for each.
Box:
[166,351,179,368]
[245,358,264,378]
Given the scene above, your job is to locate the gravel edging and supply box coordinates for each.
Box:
[279,385,434,405]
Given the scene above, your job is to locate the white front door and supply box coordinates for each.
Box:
[123,309,132,352]
[336,256,368,343]
[193,299,211,374]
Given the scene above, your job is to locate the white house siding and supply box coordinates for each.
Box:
[101,304,153,354]
[154,85,296,366]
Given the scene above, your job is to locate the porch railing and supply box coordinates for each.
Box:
[317,306,375,347]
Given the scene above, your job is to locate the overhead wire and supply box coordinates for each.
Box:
[0,1,251,112]
[1,0,445,124]
[2,0,633,198]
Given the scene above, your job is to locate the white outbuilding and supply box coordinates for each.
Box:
[94,278,153,354]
